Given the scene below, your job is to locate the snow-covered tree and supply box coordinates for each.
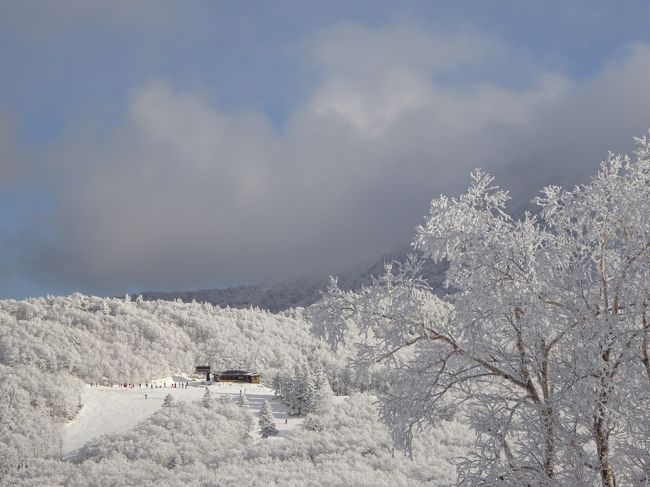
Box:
[235,393,255,433]
[0,283,335,476]
[202,388,214,409]
[300,371,317,414]
[311,133,650,486]
[236,392,249,409]
[167,453,181,469]
[282,371,299,414]
[218,394,233,406]
[272,372,282,396]
[259,400,278,438]
[313,365,327,391]
[162,394,175,410]
[304,414,324,432]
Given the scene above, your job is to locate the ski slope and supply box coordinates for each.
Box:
[62,377,301,457]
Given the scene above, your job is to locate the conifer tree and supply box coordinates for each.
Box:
[284,372,298,413]
[258,400,278,438]
[271,372,282,396]
[304,413,324,432]
[202,387,214,408]
[167,453,181,469]
[301,372,317,414]
[313,365,327,391]
[236,392,249,409]
[162,393,174,410]
[218,394,233,405]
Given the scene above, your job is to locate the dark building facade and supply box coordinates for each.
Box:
[215,370,261,383]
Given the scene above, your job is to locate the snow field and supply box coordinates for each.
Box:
[63,378,301,456]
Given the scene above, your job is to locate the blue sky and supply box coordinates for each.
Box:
[2,1,650,298]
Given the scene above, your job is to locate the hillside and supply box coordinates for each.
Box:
[0,293,333,476]
[0,293,471,486]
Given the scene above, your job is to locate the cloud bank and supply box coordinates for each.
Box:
[11,23,650,295]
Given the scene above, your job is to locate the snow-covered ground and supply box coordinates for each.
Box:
[63,377,301,457]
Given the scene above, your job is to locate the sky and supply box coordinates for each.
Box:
[2,1,650,299]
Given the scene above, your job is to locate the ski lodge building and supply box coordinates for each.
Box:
[194,365,261,383]
[216,370,261,383]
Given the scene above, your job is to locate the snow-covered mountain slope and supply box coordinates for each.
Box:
[1,292,472,486]
[63,382,300,457]
[0,293,332,475]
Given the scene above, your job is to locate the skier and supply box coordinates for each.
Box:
[145,393,148,400]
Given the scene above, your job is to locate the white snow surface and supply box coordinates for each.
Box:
[63,377,301,457]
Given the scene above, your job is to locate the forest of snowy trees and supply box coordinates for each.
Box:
[2,291,449,486]
[0,294,336,475]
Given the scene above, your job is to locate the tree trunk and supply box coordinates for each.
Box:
[594,391,616,487]
[542,403,555,478]
[642,304,650,381]
[594,418,615,487]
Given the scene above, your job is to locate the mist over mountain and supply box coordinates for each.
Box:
[140,155,595,312]
[139,246,446,312]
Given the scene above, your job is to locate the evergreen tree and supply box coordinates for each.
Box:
[167,453,181,469]
[284,372,298,413]
[258,400,278,438]
[271,372,282,396]
[236,392,249,409]
[202,387,214,408]
[295,367,310,414]
[241,405,255,434]
[218,393,233,405]
[162,393,174,410]
[304,413,324,432]
[313,365,327,391]
[301,372,317,414]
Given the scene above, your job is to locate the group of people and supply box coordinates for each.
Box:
[88,381,190,389]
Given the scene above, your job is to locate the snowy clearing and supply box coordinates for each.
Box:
[63,378,301,457]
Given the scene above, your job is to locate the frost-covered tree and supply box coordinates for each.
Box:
[167,453,181,469]
[311,133,650,486]
[273,365,326,416]
[289,368,310,415]
[282,371,299,414]
[529,139,650,487]
[162,394,175,410]
[300,371,317,414]
[313,365,327,391]
[272,372,283,396]
[202,388,214,409]
[235,393,255,433]
[304,414,324,432]
[259,400,278,438]
[236,392,249,409]
[218,394,233,406]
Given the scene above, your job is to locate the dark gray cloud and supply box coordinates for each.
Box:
[0,110,28,186]
[12,23,650,296]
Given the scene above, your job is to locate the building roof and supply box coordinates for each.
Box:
[219,370,259,376]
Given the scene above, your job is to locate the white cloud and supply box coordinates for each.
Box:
[24,23,650,294]
[306,22,509,137]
